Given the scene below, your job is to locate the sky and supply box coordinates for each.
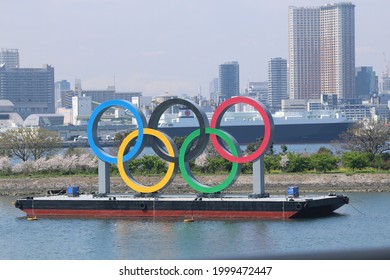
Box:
[1,0,389,97]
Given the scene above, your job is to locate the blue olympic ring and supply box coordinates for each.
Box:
[87,100,147,164]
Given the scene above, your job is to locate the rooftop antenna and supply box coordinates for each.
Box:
[198,86,202,106]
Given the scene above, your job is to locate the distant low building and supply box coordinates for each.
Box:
[0,99,24,130]
[321,94,338,109]
[0,48,19,69]
[72,95,92,125]
[245,82,268,106]
[23,114,64,127]
[56,107,72,125]
[82,87,142,110]
[341,104,371,120]
[56,80,143,111]
[370,104,390,121]
[55,80,71,110]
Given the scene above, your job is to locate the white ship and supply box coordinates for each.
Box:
[157,107,353,144]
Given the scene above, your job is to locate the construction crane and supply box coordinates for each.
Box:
[383,52,390,78]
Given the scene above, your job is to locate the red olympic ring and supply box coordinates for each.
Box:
[210,96,274,164]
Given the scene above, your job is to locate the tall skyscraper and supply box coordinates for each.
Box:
[268,58,288,110]
[320,3,355,100]
[0,48,19,69]
[288,3,355,100]
[218,61,239,103]
[288,6,321,100]
[0,64,55,119]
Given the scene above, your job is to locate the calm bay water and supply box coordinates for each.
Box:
[1,192,390,260]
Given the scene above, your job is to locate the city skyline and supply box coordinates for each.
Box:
[1,0,389,96]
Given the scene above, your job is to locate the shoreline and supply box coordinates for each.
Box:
[1,173,389,196]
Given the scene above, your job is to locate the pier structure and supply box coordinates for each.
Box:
[98,160,111,194]
[252,155,267,197]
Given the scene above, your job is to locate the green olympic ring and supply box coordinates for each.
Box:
[179,127,242,193]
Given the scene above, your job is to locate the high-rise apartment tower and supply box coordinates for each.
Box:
[288,2,355,100]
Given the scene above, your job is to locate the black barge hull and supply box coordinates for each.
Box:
[14,194,349,219]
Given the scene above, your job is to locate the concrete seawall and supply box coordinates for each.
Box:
[1,173,389,196]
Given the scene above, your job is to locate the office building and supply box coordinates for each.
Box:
[55,80,71,110]
[55,80,70,92]
[82,88,142,110]
[0,64,55,119]
[0,48,19,69]
[288,3,355,100]
[355,67,378,99]
[321,94,338,109]
[246,82,268,106]
[218,61,239,103]
[58,90,76,109]
[68,79,142,110]
[268,58,288,110]
[72,95,92,125]
[23,114,64,127]
[382,77,390,93]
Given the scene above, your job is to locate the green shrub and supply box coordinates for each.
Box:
[310,153,338,173]
[342,151,369,171]
[286,152,311,173]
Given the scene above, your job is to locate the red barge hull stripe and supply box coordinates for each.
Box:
[23,209,297,219]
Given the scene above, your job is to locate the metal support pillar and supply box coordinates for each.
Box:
[252,155,265,196]
[98,159,110,194]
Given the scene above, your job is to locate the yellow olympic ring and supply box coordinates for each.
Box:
[117,128,177,193]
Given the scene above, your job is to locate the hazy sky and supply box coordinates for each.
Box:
[1,0,389,96]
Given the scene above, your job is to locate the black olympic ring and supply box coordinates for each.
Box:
[147,98,209,163]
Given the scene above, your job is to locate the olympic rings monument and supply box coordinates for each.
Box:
[14,96,350,219]
[88,96,274,197]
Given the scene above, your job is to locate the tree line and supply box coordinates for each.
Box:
[0,127,61,161]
